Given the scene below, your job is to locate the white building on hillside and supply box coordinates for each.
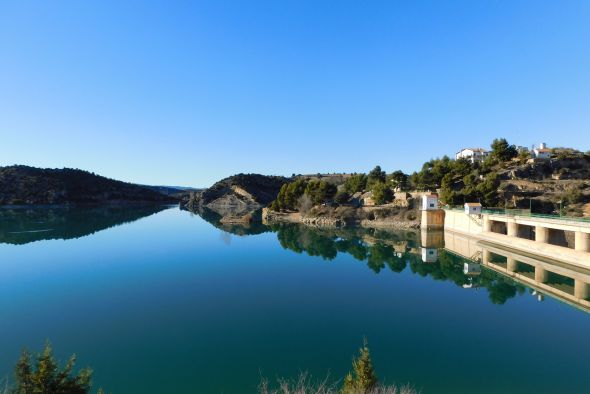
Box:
[455,148,489,163]
[532,142,551,159]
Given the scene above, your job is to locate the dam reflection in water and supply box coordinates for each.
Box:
[436,229,590,313]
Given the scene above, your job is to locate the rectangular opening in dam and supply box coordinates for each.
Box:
[546,272,575,296]
[488,252,508,269]
[490,221,507,235]
[515,262,536,279]
[547,228,576,249]
[517,224,535,241]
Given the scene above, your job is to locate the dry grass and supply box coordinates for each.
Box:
[258,372,418,394]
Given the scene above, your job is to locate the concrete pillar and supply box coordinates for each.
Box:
[421,209,445,230]
[507,258,518,272]
[483,215,491,232]
[575,231,590,252]
[482,250,490,264]
[535,267,549,283]
[574,279,590,299]
[507,221,518,237]
[536,226,549,243]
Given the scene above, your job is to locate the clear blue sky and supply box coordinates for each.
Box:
[1,1,589,187]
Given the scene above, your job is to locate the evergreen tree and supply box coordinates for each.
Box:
[490,138,518,162]
[12,343,93,394]
[371,182,393,205]
[368,166,386,184]
[342,340,378,393]
[344,174,368,194]
[388,170,408,190]
[305,180,337,205]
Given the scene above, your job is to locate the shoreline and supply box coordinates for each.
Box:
[261,208,420,229]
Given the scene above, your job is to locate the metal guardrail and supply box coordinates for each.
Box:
[443,205,590,224]
[481,209,590,224]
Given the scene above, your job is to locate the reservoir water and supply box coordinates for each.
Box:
[1,206,589,393]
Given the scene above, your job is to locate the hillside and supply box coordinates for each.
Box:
[183,173,291,220]
[0,165,176,205]
[434,147,590,216]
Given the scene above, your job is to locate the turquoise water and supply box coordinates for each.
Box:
[1,206,590,393]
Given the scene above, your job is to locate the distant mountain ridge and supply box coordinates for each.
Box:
[141,185,202,197]
[0,165,177,205]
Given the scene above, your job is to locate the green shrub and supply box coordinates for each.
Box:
[371,182,393,205]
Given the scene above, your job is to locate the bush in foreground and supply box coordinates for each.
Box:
[259,341,417,394]
[9,343,101,394]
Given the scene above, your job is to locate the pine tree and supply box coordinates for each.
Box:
[12,342,93,394]
[342,340,378,393]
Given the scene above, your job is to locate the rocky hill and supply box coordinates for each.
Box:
[495,153,590,216]
[183,173,291,221]
[0,165,177,205]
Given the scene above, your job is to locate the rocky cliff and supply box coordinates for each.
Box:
[183,173,291,221]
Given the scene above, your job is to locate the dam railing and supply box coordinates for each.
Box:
[444,206,590,224]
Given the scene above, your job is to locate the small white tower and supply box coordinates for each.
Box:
[421,194,439,210]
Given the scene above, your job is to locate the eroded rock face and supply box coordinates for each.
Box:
[184,173,291,220]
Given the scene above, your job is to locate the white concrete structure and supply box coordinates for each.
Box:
[455,148,489,163]
[444,209,590,268]
[532,142,551,159]
[464,202,482,215]
[421,194,439,210]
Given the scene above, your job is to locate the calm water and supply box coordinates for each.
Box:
[1,206,590,393]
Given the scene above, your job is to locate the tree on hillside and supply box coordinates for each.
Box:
[368,166,386,184]
[344,174,368,194]
[371,182,393,205]
[476,172,500,206]
[271,179,308,211]
[453,158,473,178]
[490,138,518,162]
[304,180,337,205]
[388,170,409,190]
[410,156,456,191]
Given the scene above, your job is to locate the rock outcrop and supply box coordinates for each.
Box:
[184,173,291,220]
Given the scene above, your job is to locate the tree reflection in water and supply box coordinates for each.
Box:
[268,223,526,305]
[186,210,528,307]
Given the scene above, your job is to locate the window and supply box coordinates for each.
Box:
[430,203,434,207]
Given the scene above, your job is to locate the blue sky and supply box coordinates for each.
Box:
[1,1,589,187]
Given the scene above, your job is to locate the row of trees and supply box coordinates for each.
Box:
[270,165,400,211]
[341,166,397,205]
[270,179,338,211]
[270,138,520,210]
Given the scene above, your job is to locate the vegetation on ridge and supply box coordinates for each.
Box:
[0,165,174,205]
